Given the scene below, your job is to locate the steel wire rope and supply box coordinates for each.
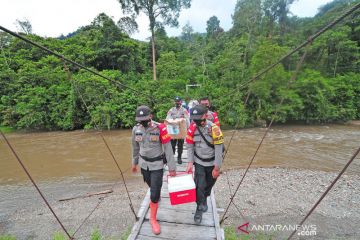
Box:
[223,1,360,100]
[0,25,157,106]
[219,1,360,224]
[220,47,309,224]
[61,61,138,239]
[0,130,74,240]
[286,145,360,239]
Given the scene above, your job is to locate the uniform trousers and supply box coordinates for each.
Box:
[141,168,163,203]
[171,139,184,157]
[194,163,217,206]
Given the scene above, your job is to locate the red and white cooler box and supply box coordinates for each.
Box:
[168,173,196,205]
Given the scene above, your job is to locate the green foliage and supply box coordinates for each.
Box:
[0,235,16,240]
[224,226,274,240]
[52,232,66,240]
[0,1,359,131]
[91,229,102,240]
[0,126,14,133]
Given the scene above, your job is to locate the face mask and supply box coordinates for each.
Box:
[194,119,205,126]
[140,120,150,128]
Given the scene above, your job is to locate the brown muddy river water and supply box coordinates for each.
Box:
[0,124,359,185]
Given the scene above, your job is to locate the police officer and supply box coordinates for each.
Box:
[132,105,176,235]
[185,105,224,224]
[166,96,190,164]
[199,97,220,126]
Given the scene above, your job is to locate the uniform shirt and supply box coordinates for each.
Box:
[132,121,176,171]
[206,110,220,127]
[186,120,224,168]
[166,106,190,127]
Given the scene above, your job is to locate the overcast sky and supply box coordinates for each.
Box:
[1,0,332,41]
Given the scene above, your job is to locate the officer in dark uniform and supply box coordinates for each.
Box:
[185,105,224,224]
[132,105,176,235]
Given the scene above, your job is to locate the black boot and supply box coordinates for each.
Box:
[194,207,203,224]
[201,201,208,212]
[177,155,182,164]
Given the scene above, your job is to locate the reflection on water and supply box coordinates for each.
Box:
[0,125,359,185]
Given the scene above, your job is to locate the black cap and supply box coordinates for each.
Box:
[190,105,207,120]
[135,105,151,121]
[174,96,182,101]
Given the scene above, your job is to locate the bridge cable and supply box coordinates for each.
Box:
[224,1,360,98]
[0,25,156,106]
[220,2,360,223]
[286,145,360,239]
[0,130,74,240]
[220,46,309,224]
[61,60,138,238]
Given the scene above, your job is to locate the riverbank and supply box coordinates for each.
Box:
[1,167,359,239]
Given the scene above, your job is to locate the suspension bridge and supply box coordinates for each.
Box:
[128,148,223,240]
[0,2,359,239]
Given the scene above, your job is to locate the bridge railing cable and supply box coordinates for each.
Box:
[287,146,360,239]
[220,1,360,225]
[0,25,156,106]
[60,61,138,238]
[220,47,309,224]
[0,130,74,240]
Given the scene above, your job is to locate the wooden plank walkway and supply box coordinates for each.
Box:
[128,146,224,240]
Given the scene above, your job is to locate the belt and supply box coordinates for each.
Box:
[194,151,215,162]
[140,154,164,162]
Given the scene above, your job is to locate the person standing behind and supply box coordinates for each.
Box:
[132,105,176,235]
[185,105,224,224]
[166,96,190,164]
[199,97,220,127]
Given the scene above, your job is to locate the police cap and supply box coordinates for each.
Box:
[190,105,207,120]
[174,96,182,102]
[135,105,151,121]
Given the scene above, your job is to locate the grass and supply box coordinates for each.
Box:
[0,236,16,240]
[0,228,130,240]
[0,126,15,133]
[225,226,274,240]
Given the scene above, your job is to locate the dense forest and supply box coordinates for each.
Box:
[0,0,359,130]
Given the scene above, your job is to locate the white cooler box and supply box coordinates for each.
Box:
[168,173,196,205]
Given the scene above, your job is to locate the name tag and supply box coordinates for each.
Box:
[135,132,143,142]
[150,133,160,142]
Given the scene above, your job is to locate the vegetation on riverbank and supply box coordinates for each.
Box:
[0,0,359,130]
[0,126,14,133]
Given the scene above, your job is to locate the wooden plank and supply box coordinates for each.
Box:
[157,196,213,213]
[128,190,150,240]
[210,190,223,240]
[139,221,216,240]
[136,235,171,240]
[130,147,223,240]
[145,208,215,227]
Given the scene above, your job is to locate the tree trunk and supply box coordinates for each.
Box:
[151,29,157,80]
[333,44,341,77]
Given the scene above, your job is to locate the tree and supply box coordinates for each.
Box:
[181,22,194,41]
[15,18,32,34]
[206,16,223,39]
[118,0,191,80]
[262,0,297,40]
[117,15,138,35]
[232,0,262,37]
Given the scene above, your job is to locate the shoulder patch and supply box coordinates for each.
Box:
[211,124,224,145]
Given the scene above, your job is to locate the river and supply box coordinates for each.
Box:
[1,124,359,186]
